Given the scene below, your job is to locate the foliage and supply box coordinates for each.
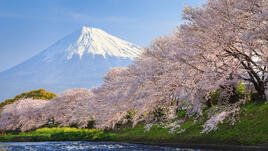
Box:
[235,82,246,99]
[208,82,246,106]
[125,109,136,124]
[43,122,60,128]
[152,107,167,121]
[86,120,96,129]
[250,92,261,102]
[0,127,116,142]
[176,109,186,119]
[208,90,221,106]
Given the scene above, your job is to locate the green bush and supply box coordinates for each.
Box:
[86,120,96,129]
[250,92,259,102]
[152,107,167,121]
[208,89,221,107]
[176,109,186,118]
[235,82,246,98]
[69,123,79,128]
[207,82,246,106]
[125,109,136,124]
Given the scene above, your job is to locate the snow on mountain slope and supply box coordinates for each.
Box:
[0,27,142,101]
[42,27,141,62]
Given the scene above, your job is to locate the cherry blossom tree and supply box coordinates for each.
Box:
[0,98,49,131]
[178,0,268,101]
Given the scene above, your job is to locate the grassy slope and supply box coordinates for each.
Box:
[0,102,267,146]
[206,102,268,145]
[113,102,268,146]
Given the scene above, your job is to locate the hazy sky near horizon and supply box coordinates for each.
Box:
[0,0,206,72]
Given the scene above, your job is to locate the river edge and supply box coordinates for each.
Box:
[128,141,268,151]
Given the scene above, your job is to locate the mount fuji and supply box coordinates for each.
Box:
[0,27,142,101]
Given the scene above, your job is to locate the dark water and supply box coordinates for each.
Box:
[0,141,212,151]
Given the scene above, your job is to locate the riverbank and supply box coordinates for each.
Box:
[1,102,268,149]
[112,102,268,146]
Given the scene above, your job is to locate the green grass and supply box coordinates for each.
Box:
[0,127,117,142]
[112,121,203,144]
[206,102,268,145]
[113,124,177,143]
[112,102,268,145]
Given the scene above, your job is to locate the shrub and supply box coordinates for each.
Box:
[69,123,79,128]
[250,92,259,102]
[152,107,167,121]
[235,82,246,98]
[176,109,186,119]
[86,120,96,129]
[207,83,246,106]
[125,109,136,124]
[207,89,221,107]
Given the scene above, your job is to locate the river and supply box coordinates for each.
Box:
[0,141,215,151]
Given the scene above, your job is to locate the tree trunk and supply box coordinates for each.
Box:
[255,83,266,102]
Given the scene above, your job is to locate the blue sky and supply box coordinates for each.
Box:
[0,0,206,72]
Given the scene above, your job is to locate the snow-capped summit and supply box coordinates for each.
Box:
[0,27,142,101]
[42,26,141,62]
